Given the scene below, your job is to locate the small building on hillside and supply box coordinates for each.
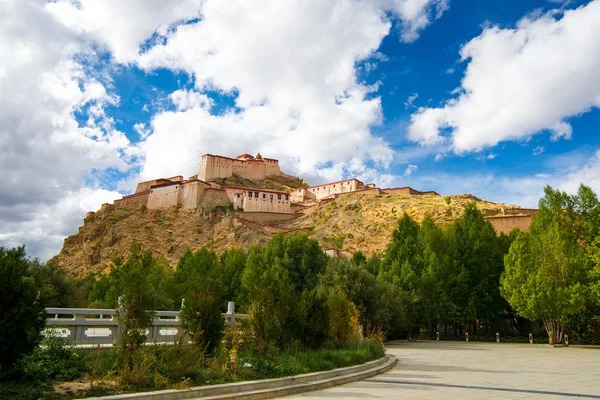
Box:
[307,178,366,200]
[226,187,291,213]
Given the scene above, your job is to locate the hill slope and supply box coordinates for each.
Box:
[49,190,531,278]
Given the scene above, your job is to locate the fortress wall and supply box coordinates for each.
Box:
[147,184,181,210]
[504,208,538,216]
[264,158,281,176]
[199,155,234,181]
[238,212,300,223]
[290,188,316,203]
[180,181,209,210]
[382,187,420,195]
[114,191,150,208]
[201,154,281,181]
[200,188,231,210]
[166,175,184,182]
[485,215,533,234]
[100,203,114,213]
[335,187,381,198]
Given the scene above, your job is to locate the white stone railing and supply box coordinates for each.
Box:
[44,301,247,347]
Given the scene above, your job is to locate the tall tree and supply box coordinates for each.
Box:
[172,248,225,354]
[106,242,167,371]
[446,203,508,331]
[501,185,594,344]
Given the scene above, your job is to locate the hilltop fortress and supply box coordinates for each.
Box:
[56,151,538,275]
[199,153,281,181]
[102,152,439,216]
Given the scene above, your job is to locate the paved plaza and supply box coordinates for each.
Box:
[285,341,600,399]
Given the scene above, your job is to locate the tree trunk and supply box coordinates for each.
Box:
[543,319,554,345]
[543,318,566,345]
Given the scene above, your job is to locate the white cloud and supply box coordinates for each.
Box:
[46,0,203,63]
[0,0,449,260]
[135,0,396,185]
[376,0,450,42]
[0,0,133,260]
[169,89,212,111]
[407,0,600,152]
[476,153,496,161]
[404,164,418,176]
[404,93,419,108]
[0,188,121,261]
[533,146,545,156]
[434,152,444,161]
[412,149,600,208]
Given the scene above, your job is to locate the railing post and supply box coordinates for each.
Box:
[227,301,236,328]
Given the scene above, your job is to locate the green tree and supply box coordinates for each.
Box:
[242,245,299,353]
[321,258,407,338]
[172,248,224,354]
[0,247,49,379]
[446,203,508,332]
[107,243,166,372]
[218,248,247,309]
[299,289,330,348]
[501,185,593,344]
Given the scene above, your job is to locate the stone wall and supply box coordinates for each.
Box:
[237,212,300,223]
[199,154,234,182]
[334,187,381,198]
[114,191,150,208]
[199,188,231,210]
[148,183,182,210]
[485,215,533,234]
[180,181,209,210]
[290,188,316,203]
[382,187,420,195]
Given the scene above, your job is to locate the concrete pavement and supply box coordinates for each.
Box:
[283,341,600,399]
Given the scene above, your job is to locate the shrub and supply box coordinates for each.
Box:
[327,291,360,343]
[19,328,82,382]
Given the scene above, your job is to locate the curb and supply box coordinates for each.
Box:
[85,354,397,400]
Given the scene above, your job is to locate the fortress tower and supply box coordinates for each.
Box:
[198,152,281,182]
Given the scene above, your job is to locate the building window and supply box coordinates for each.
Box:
[277,194,281,200]
[270,195,273,200]
[263,193,266,199]
[254,192,259,198]
[285,194,289,201]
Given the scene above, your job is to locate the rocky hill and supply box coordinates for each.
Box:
[49,189,533,278]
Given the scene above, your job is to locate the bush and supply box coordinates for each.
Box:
[327,291,361,343]
[19,328,82,382]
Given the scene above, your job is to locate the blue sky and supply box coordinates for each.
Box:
[1,0,600,259]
